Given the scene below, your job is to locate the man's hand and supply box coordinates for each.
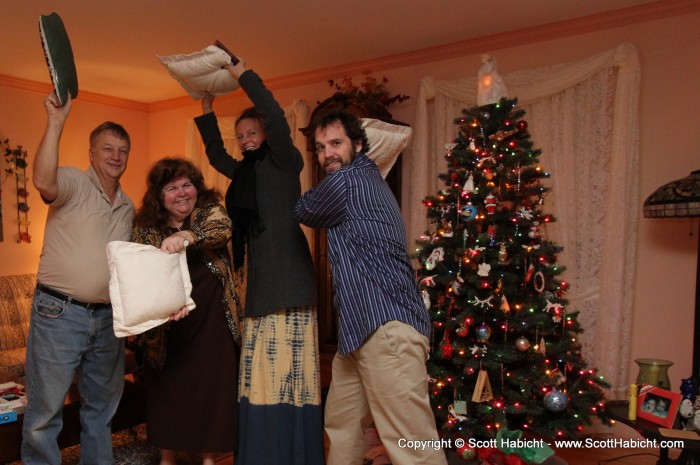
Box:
[44,91,71,123]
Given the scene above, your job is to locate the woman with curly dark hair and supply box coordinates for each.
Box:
[132,157,242,465]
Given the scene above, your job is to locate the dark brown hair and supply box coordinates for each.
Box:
[133,157,221,231]
[308,109,370,154]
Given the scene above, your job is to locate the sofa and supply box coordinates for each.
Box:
[0,273,35,385]
[0,273,145,463]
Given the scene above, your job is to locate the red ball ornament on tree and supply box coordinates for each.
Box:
[517,120,528,131]
[456,325,469,337]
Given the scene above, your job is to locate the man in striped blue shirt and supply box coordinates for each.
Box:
[295,110,447,465]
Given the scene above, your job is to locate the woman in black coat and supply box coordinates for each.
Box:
[194,58,323,465]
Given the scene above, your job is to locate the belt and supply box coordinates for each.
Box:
[36,283,109,310]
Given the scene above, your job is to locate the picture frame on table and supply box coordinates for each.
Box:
[637,384,682,428]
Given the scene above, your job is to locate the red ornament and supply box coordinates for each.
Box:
[524,263,535,283]
[517,120,528,131]
[440,333,453,359]
[484,193,497,214]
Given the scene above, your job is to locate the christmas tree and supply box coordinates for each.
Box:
[414,97,611,448]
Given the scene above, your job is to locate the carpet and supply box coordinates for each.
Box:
[12,424,227,465]
[61,425,160,465]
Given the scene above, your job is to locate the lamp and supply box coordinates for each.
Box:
[643,169,700,378]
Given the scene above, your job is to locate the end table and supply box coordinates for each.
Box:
[605,400,700,465]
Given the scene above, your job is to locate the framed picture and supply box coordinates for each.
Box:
[637,384,682,428]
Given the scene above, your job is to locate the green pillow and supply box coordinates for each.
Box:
[39,12,78,105]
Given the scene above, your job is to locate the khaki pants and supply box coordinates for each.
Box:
[325,321,448,465]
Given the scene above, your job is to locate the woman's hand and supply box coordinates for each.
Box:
[201,92,214,114]
[225,58,247,80]
[160,231,194,254]
[169,305,191,321]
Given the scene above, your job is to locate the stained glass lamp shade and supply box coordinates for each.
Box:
[643,169,700,377]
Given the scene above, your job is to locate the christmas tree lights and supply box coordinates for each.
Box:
[415,97,611,448]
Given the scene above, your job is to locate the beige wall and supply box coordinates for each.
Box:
[1,8,698,395]
[0,86,151,274]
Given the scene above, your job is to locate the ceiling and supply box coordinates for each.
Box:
[0,0,660,104]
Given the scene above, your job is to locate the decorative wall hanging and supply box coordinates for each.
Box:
[2,139,31,243]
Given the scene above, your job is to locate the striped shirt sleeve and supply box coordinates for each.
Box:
[294,171,348,229]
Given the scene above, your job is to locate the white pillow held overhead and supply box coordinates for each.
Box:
[107,241,196,337]
[157,45,240,99]
[361,118,413,178]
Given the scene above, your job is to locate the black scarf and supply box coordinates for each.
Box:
[226,142,267,270]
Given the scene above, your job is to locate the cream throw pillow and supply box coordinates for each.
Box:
[361,118,413,178]
[107,241,196,337]
[157,45,239,99]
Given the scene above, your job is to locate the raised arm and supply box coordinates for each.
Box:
[33,92,71,202]
[194,105,238,178]
[226,61,303,173]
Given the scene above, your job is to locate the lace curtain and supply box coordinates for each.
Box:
[408,43,640,397]
[185,99,313,304]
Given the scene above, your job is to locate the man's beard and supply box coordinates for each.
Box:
[323,152,355,174]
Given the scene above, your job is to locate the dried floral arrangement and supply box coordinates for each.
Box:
[2,138,31,243]
[328,69,409,116]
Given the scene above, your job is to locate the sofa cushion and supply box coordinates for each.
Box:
[0,347,27,385]
[0,273,35,384]
[0,274,35,352]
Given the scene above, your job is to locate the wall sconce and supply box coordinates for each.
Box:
[643,169,700,377]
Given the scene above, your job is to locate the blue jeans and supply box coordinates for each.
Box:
[21,288,125,465]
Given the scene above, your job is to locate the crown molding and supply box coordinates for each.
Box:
[261,0,700,88]
[3,0,698,112]
[0,74,149,112]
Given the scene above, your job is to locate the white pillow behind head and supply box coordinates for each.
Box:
[157,45,239,99]
[361,118,413,178]
[107,241,196,337]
